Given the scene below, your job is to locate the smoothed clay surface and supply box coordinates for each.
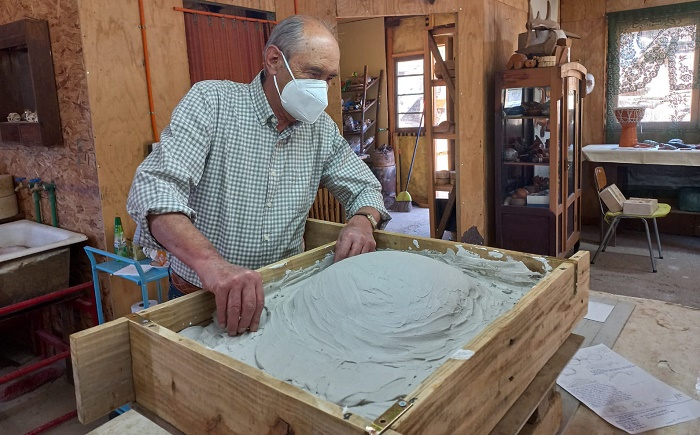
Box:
[180,248,547,419]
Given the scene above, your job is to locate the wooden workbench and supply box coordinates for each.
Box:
[72,219,589,435]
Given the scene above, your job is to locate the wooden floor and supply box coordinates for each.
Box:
[561,291,700,435]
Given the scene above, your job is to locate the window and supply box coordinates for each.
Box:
[395,56,424,130]
[606,3,700,142]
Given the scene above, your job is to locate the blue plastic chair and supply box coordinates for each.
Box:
[84,246,169,324]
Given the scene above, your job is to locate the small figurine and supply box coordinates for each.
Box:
[7,112,21,122]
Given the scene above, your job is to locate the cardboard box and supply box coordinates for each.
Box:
[526,194,549,207]
[623,197,658,215]
[599,184,625,213]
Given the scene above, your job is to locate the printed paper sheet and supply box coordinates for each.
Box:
[557,344,700,433]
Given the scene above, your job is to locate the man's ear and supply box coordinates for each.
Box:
[264,45,282,76]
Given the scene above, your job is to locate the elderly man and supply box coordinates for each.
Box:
[127,15,390,336]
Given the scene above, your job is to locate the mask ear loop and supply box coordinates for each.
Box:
[272,48,297,100]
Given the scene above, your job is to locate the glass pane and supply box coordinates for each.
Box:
[435,138,449,171]
[397,75,423,95]
[617,25,696,122]
[397,59,423,76]
[398,95,423,118]
[567,90,576,197]
[433,86,447,125]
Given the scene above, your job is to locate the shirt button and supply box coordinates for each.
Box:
[270,170,276,177]
[266,202,272,208]
[263,235,270,241]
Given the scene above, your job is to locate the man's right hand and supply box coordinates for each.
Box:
[196,259,264,336]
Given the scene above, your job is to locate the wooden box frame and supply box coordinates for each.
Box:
[71,219,589,434]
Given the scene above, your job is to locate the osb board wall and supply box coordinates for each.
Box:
[338,17,389,149]
[0,0,104,289]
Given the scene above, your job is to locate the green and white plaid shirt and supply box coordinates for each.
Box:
[127,72,390,287]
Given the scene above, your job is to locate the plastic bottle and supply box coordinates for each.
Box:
[114,217,128,257]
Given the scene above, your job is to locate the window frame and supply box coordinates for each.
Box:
[394,54,425,134]
[606,4,700,143]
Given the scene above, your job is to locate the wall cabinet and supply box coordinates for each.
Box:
[341,65,383,159]
[495,63,587,257]
[0,19,62,147]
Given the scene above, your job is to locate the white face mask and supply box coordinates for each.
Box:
[273,51,329,124]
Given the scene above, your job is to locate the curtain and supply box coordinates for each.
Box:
[606,2,700,143]
[184,13,274,85]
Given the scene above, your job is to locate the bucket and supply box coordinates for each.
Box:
[370,149,396,197]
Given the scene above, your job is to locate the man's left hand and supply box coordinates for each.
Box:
[334,213,377,262]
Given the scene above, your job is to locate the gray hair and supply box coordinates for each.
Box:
[264,15,335,58]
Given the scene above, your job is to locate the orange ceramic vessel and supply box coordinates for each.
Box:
[614,107,645,147]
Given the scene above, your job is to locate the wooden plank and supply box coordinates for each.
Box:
[519,390,562,435]
[88,410,170,435]
[303,218,567,273]
[393,256,588,434]
[456,4,487,240]
[490,334,583,435]
[274,0,295,19]
[336,0,459,18]
[128,318,391,434]
[71,317,134,424]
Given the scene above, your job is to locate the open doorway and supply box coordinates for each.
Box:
[337,15,457,240]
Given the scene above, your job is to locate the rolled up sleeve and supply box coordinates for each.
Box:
[127,82,214,249]
[320,129,391,229]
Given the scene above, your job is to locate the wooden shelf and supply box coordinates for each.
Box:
[0,19,62,147]
[503,115,550,120]
[502,161,550,167]
[343,99,376,114]
[341,76,379,93]
[433,132,455,140]
[434,183,454,192]
[343,119,376,136]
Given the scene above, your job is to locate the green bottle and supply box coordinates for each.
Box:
[114,217,128,257]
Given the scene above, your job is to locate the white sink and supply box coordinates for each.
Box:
[0,219,87,263]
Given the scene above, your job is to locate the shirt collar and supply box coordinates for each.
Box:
[250,71,277,126]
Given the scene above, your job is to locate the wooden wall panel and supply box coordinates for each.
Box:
[482,0,528,243]
[274,0,295,19]
[206,0,277,12]
[336,0,459,18]
[144,0,192,139]
[0,0,104,289]
[296,0,343,129]
[455,3,487,239]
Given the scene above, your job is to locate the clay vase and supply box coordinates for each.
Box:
[614,107,645,147]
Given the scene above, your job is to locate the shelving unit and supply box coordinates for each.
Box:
[0,19,62,147]
[341,65,384,159]
[494,63,587,257]
[425,23,457,239]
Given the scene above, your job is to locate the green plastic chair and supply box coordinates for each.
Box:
[591,166,670,273]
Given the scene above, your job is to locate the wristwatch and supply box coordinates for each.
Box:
[352,212,378,230]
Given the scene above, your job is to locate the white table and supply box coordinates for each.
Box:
[582,144,700,166]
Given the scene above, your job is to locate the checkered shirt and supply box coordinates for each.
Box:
[127,72,390,287]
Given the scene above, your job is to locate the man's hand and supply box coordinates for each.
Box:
[334,213,377,262]
[196,258,264,336]
[147,213,265,336]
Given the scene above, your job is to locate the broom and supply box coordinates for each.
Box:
[393,112,423,212]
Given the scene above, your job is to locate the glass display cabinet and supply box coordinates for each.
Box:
[495,63,587,257]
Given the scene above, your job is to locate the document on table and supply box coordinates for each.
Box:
[557,344,700,433]
[584,301,615,322]
[114,264,154,276]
